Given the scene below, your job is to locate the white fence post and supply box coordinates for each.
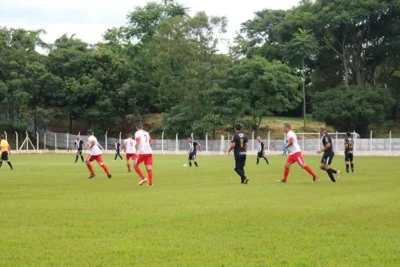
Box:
[221,135,225,154]
[15,132,18,154]
[205,133,208,154]
[36,132,39,153]
[161,132,164,154]
[335,131,338,151]
[66,132,69,150]
[191,132,194,139]
[389,131,392,151]
[175,133,179,153]
[55,133,57,150]
[267,131,271,151]
[302,133,305,151]
[119,132,122,145]
[3,131,7,141]
[105,131,108,151]
[252,132,255,152]
[44,132,46,150]
[25,132,28,151]
[370,131,373,151]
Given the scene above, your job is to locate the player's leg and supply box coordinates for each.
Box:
[350,154,354,173]
[188,153,193,167]
[320,154,336,182]
[75,152,79,163]
[96,156,111,178]
[86,155,96,178]
[345,153,350,173]
[0,153,4,168]
[126,154,132,172]
[280,155,296,183]
[297,155,318,181]
[256,153,260,165]
[145,155,153,186]
[135,156,147,185]
[80,151,84,162]
[118,151,123,160]
[263,153,269,164]
[242,156,248,184]
[5,153,12,169]
[193,154,198,167]
[234,157,246,184]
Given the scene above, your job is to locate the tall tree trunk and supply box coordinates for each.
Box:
[302,58,306,130]
[342,42,349,88]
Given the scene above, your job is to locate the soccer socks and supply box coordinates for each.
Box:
[194,162,198,167]
[101,164,110,176]
[346,164,350,173]
[147,169,153,185]
[235,168,246,183]
[119,155,123,160]
[81,155,84,162]
[304,166,317,178]
[189,162,192,167]
[75,155,79,162]
[127,163,131,171]
[256,158,260,165]
[283,167,290,182]
[326,169,336,182]
[134,165,145,179]
[86,162,95,175]
[351,163,354,172]
[7,161,12,169]
[263,156,269,164]
[329,168,337,174]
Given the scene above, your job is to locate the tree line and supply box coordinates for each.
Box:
[0,0,399,137]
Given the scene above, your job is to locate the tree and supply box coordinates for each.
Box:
[283,28,319,130]
[312,85,394,135]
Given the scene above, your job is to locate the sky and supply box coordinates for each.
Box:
[0,0,300,53]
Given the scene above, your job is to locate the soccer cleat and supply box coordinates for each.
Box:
[148,184,153,187]
[244,178,250,184]
[88,174,95,179]
[108,174,112,179]
[336,170,341,180]
[313,176,319,183]
[277,179,286,183]
[138,178,148,186]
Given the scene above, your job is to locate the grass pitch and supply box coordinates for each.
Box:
[0,154,399,266]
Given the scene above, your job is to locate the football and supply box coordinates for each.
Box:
[183,163,188,167]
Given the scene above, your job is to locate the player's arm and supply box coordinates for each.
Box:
[228,138,236,154]
[318,137,331,154]
[88,140,96,150]
[286,137,294,148]
[244,140,248,152]
[135,136,141,155]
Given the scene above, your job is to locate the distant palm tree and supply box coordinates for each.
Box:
[284,28,319,129]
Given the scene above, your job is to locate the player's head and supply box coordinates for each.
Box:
[257,136,261,142]
[76,136,80,140]
[283,123,291,133]
[0,134,4,140]
[347,132,351,137]
[136,122,143,130]
[235,124,242,132]
[319,125,327,134]
[188,137,193,142]
[87,129,93,136]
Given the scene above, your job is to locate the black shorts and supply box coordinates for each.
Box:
[189,152,197,160]
[77,149,83,155]
[1,151,9,161]
[234,156,247,168]
[345,153,354,162]
[321,152,334,165]
[257,152,265,158]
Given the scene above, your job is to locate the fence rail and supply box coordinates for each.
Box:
[3,130,400,155]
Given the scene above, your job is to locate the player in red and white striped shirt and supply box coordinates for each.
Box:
[134,122,154,186]
[122,134,136,172]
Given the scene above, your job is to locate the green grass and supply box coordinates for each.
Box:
[0,154,399,266]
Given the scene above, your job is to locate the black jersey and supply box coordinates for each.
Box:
[232,132,248,157]
[189,141,198,154]
[257,141,265,153]
[115,142,121,151]
[345,137,354,154]
[75,140,84,150]
[321,133,333,154]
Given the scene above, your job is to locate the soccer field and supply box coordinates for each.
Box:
[0,154,399,266]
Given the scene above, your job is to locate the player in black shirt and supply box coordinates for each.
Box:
[73,137,85,163]
[228,124,249,184]
[344,132,355,173]
[256,136,269,165]
[114,139,123,160]
[188,137,202,167]
[317,126,341,183]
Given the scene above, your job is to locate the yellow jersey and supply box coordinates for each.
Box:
[0,139,10,152]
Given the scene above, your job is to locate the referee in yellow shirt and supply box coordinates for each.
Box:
[0,135,13,170]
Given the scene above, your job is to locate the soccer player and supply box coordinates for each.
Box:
[317,126,340,183]
[344,132,355,173]
[0,135,13,170]
[279,123,318,183]
[188,137,202,167]
[86,130,112,179]
[134,122,153,186]
[122,134,136,172]
[114,139,123,160]
[256,136,269,165]
[228,124,249,184]
[73,137,85,163]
